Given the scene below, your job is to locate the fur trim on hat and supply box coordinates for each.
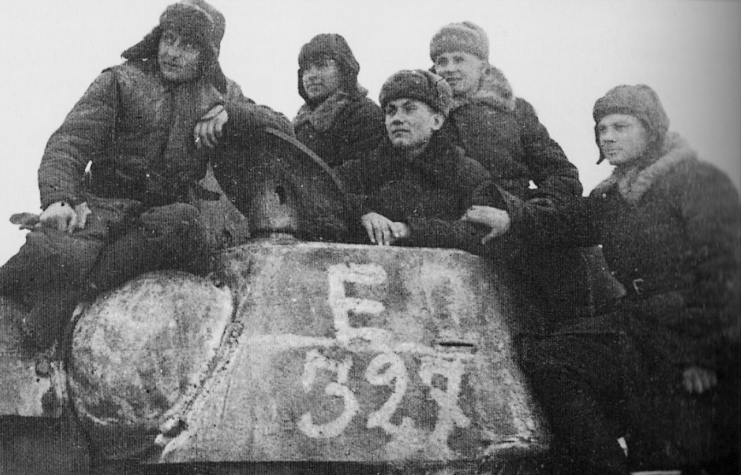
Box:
[379,69,452,116]
[448,64,516,112]
[122,0,223,61]
[593,84,670,164]
[430,21,489,61]
[293,86,369,132]
[120,0,227,92]
[592,132,696,204]
[160,3,219,56]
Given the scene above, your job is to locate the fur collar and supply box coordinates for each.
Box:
[294,86,369,132]
[449,65,516,112]
[592,132,697,204]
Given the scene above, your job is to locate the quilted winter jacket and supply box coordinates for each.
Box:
[442,66,585,244]
[591,132,741,370]
[38,60,291,209]
[336,129,521,257]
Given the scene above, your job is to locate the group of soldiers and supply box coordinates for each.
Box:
[0,0,738,473]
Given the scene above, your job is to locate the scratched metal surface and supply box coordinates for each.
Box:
[0,296,66,418]
[68,270,235,460]
[154,242,547,464]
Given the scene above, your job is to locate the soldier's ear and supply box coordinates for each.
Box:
[430,113,445,131]
[479,59,490,74]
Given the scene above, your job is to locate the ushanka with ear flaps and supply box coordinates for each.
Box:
[593,84,670,164]
[379,69,453,117]
[120,0,227,92]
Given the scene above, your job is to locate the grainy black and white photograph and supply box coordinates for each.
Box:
[0,1,739,474]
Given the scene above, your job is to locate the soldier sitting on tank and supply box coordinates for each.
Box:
[0,0,292,351]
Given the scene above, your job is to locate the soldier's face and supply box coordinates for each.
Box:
[433,51,486,98]
[384,99,444,151]
[158,29,202,83]
[302,57,342,102]
[597,114,651,166]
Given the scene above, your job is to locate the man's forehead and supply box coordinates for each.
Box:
[437,50,480,60]
[305,54,335,65]
[386,98,427,109]
[598,114,641,127]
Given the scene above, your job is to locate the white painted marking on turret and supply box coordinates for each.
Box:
[419,356,471,459]
[298,349,359,438]
[366,353,414,434]
[327,263,390,344]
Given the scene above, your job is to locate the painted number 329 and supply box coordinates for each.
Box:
[297,262,471,452]
[298,349,470,446]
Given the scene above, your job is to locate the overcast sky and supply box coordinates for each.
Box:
[1,0,739,266]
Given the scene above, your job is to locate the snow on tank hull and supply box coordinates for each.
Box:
[67,238,548,470]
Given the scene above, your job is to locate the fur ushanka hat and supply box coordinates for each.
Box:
[297,33,361,103]
[593,84,670,164]
[121,0,227,92]
[429,21,489,62]
[379,69,453,117]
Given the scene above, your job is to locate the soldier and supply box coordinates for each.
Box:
[339,69,537,256]
[591,85,740,472]
[520,85,740,474]
[293,33,384,168]
[430,21,619,322]
[0,0,292,350]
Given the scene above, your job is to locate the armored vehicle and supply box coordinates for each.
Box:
[1,130,548,474]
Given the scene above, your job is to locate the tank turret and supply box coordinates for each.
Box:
[2,129,548,474]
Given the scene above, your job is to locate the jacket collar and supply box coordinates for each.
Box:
[294,86,369,132]
[449,65,516,113]
[593,132,697,204]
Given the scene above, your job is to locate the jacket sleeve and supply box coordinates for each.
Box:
[514,98,582,198]
[507,99,589,246]
[334,153,396,225]
[224,82,294,137]
[617,165,740,371]
[676,164,740,367]
[337,99,385,163]
[38,70,119,208]
[399,163,515,258]
[401,217,508,257]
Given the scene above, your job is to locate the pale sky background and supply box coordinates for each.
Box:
[0,0,739,266]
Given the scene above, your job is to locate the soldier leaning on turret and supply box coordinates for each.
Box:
[0,0,292,350]
[335,69,590,263]
[425,21,623,323]
[336,69,494,251]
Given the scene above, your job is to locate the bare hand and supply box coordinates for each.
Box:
[461,205,511,244]
[361,212,404,246]
[390,222,409,241]
[39,201,79,232]
[194,104,228,149]
[683,366,717,394]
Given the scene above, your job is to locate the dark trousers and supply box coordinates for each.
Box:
[518,332,629,475]
[0,201,212,349]
[518,326,739,474]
